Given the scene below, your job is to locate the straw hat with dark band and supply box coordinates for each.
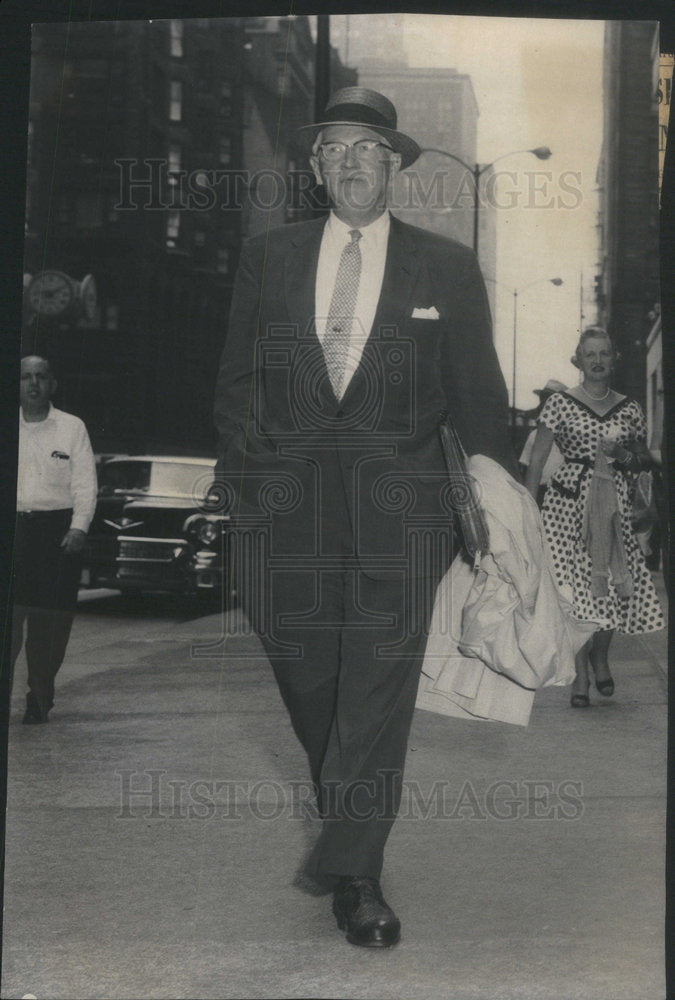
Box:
[534,379,568,397]
[296,87,421,170]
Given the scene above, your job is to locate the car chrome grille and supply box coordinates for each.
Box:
[117,537,187,563]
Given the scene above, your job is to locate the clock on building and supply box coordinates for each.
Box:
[27,270,76,318]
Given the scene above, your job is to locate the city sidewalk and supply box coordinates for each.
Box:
[1,578,668,1000]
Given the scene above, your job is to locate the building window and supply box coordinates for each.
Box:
[218,81,232,118]
[166,211,181,247]
[75,193,103,229]
[152,65,165,115]
[170,20,184,58]
[57,194,70,225]
[196,50,214,92]
[80,58,109,78]
[170,80,182,122]
[218,135,232,165]
[105,303,119,331]
[217,249,229,274]
[168,144,182,185]
[194,230,206,247]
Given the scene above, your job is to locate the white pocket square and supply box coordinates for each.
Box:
[412,306,440,319]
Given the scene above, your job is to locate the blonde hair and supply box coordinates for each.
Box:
[571,326,617,368]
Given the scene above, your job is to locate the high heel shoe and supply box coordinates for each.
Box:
[570,675,590,708]
[589,652,614,697]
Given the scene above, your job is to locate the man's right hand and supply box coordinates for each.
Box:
[61,528,87,556]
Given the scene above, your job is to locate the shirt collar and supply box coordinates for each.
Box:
[20,402,54,426]
[326,210,390,250]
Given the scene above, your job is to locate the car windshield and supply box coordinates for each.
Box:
[100,461,213,499]
[99,461,151,492]
[148,463,214,498]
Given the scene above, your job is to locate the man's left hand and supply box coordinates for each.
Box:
[61,528,87,555]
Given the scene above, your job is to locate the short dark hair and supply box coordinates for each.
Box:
[20,354,56,378]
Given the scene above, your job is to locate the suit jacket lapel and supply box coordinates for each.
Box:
[283,217,341,409]
[284,217,326,344]
[372,215,422,335]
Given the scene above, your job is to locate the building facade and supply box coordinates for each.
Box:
[595,20,660,410]
[24,18,247,455]
[241,16,356,236]
[22,15,353,457]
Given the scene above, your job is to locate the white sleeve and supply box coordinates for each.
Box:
[69,419,98,532]
[519,430,535,466]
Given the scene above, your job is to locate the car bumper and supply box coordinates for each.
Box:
[114,536,226,593]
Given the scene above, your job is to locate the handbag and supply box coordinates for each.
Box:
[438,419,490,559]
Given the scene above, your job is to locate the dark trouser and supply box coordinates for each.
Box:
[235,523,449,886]
[11,509,81,717]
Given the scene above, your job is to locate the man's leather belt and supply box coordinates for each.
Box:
[17,508,73,519]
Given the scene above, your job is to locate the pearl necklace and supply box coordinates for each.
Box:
[580,383,610,401]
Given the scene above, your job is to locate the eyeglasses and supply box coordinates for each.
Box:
[318,139,393,161]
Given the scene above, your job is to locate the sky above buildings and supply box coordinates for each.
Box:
[331,13,607,407]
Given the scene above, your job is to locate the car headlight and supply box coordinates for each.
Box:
[183,514,222,545]
[198,520,220,545]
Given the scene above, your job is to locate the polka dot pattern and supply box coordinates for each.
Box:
[539,392,664,635]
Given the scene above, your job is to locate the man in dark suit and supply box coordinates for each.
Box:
[213,88,515,948]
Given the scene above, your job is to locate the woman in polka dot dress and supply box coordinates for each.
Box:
[525,328,664,707]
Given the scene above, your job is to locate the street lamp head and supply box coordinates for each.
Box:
[530,146,552,160]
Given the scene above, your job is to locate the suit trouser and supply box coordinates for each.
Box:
[11,509,81,716]
[235,513,449,885]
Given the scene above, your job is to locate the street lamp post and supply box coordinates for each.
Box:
[419,146,553,256]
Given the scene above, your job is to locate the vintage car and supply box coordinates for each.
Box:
[83,455,229,596]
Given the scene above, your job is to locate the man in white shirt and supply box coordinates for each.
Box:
[213,88,515,947]
[12,355,97,724]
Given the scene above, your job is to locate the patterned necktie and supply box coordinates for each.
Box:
[323,229,362,398]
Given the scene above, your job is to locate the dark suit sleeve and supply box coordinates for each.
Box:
[213,238,262,459]
[440,252,519,479]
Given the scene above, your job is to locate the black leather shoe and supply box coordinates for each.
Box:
[22,693,48,724]
[22,708,48,724]
[332,876,401,947]
[589,651,614,697]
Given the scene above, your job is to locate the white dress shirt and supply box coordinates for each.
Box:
[17,404,98,532]
[315,210,390,398]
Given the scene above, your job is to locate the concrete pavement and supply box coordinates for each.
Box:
[1,578,668,1000]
